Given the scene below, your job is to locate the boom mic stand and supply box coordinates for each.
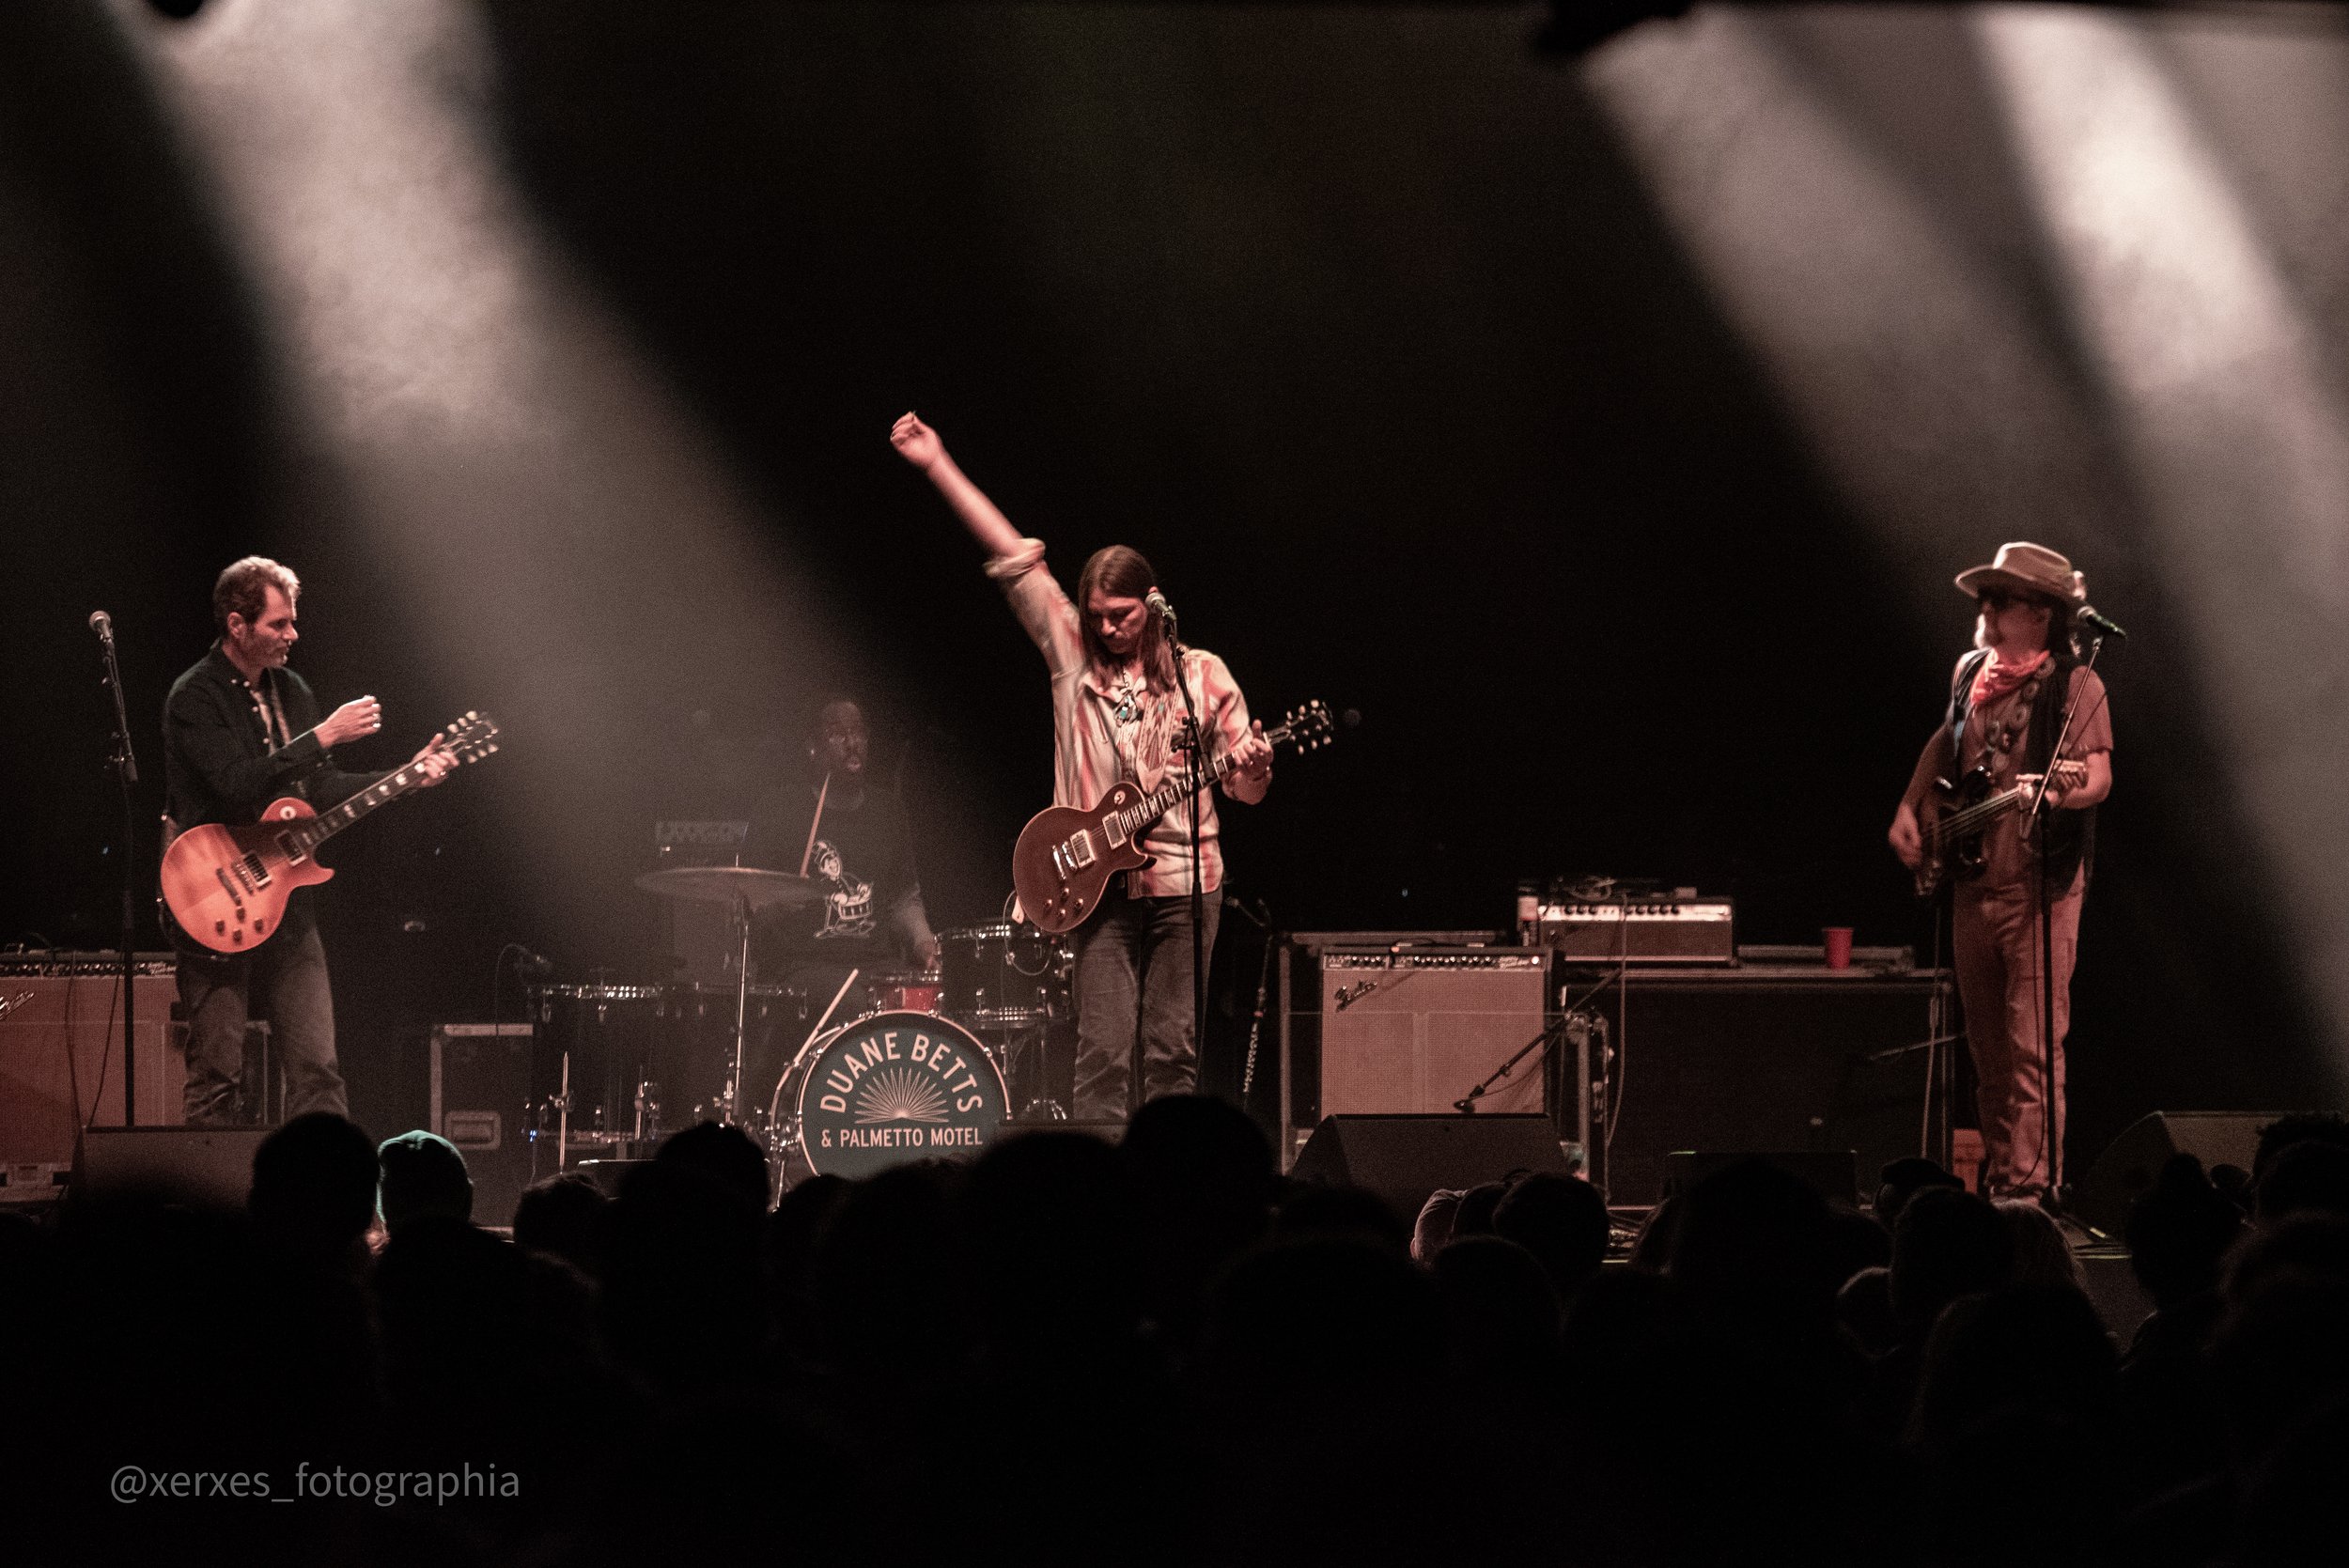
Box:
[91,613,141,1126]
[1455,1014,1571,1113]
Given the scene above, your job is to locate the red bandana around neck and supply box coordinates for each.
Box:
[1970,647,2051,709]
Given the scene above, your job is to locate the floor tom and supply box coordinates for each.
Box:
[937,923,1070,1031]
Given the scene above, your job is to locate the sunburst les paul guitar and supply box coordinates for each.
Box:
[1913,756,2087,899]
[1013,700,1334,936]
[160,710,501,954]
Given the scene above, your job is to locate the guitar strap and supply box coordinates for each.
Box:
[1947,648,1994,763]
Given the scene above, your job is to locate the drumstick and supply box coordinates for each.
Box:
[798,772,830,878]
[768,967,861,1132]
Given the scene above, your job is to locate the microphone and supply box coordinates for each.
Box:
[88,610,113,644]
[1144,589,1177,626]
[2077,605,2129,641]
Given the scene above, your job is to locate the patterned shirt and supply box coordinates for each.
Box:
[987,539,1266,897]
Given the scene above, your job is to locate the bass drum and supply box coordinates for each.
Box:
[791,1011,1008,1180]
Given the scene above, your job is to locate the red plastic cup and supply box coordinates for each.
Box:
[1823,926,1854,970]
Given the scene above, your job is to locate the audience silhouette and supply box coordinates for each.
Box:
[13,1103,2349,1567]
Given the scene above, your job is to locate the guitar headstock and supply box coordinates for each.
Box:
[1275,699,1335,752]
[443,710,502,765]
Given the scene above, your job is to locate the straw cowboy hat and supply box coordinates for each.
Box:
[1954,542,2086,606]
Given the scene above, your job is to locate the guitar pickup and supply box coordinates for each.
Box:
[275,831,307,866]
[241,852,272,890]
[1055,832,1098,880]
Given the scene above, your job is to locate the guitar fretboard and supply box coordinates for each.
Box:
[282,758,442,857]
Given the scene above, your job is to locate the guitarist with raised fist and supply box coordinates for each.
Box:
[163,556,454,1125]
[1889,542,2112,1201]
[892,412,1272,1121]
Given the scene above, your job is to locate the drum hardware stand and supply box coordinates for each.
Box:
[1001,925,1068,1123]
[766,968,862,1167]
[1009,1020,1067,1124]
[724,892,754,1125]
[555,1050,572,1171]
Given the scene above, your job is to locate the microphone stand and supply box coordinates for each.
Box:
[94,620,141,1126]
[2023,629,2108,1210]
[1455,1014,1570,1112]
[1168,619,1210,1099]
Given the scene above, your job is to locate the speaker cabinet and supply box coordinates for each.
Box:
[431,1024,537,1227]
[0,967,185,1187]
[1283,943,1577,1159]
[1586,964,1947,1209]
[75,1126,270,1210]
[1291,1114,1573,1226]
[2075,1110,2282,1235]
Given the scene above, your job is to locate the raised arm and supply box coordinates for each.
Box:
[891,412,1023,560]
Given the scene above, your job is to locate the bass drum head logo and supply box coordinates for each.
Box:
[798,1011,1007,1179]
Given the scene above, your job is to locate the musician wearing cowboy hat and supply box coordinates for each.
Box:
[1889,542,2114,1202]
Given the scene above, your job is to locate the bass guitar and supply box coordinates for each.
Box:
[160,710,501,954]
[1013,700,1333,935]
[1913,756,2086,899]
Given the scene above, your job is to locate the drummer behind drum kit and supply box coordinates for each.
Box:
[518,865,1076,1190]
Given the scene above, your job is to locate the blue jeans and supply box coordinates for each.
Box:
[176,922,346,1126]
[1071,884,1220,1121]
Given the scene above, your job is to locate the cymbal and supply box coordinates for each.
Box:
[633,865,820,909]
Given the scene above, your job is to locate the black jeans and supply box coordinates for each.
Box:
[176,922,345,1126]
[1071,883,1220,1121]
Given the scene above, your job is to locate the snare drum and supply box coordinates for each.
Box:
[788,1011,1007,1179]
[937,923,1071,1030]
[866,970,942,1016]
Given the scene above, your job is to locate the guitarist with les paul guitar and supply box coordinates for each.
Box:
[1890,543,2113,1203]
[892,413,1274,1123]
[163,557,457,1126]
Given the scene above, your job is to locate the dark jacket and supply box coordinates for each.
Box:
[163,644,381,945]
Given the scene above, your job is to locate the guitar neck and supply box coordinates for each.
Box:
[1942,768,2083,840]
[1109,727,1283,843]
[1938,787,2027,839]
[281,757,439,855]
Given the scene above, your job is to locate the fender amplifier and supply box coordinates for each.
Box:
[1536,896,1735,964]
[1281,942,1592,1179]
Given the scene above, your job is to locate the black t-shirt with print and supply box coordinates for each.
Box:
[745,782,918,972]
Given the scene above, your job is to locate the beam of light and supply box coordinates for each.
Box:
[1580,8,2134,629]
[115,0,850,956]
[1978,3,2349,1087]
